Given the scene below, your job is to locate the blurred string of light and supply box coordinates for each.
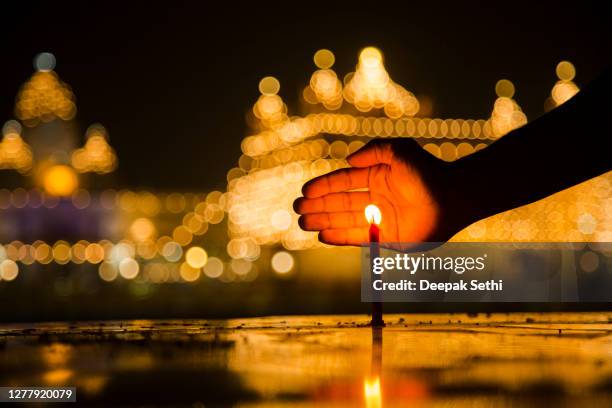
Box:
[0,185,255,284]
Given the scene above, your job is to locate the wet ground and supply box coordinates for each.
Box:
[0,313,611,406]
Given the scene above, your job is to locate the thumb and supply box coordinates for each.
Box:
[347,139,394,168]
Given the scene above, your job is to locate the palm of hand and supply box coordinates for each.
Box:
[367,155,440,243]
[295,139,450,246]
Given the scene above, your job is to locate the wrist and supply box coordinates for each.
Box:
[443,157,495,230]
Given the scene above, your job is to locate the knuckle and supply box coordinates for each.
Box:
[324,213,332,228]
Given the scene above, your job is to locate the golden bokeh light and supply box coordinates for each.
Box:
[52,241,71,264]
[42,165,79,197]
[490,91,527,138]
[550,60,579,108]
[271,251,294,274]
[344,47,419,118]
[130,218,156,242]
[34,242,53,264]
[0,120,33,173]
[230,258,252,276]
[359,47,383,66]
[109,242,135,262]
[84,243,105,264]
[271,209,292,231]
[0,259,19,281]
[185,246,208,269]
[258,76,281,96]
[119,257,139,279]
[98,262,119,282]
[556,61,576,81]
[313,49,335,69]
[145,263,169,283]
[71,124,117,174]
[310,69,343,110]
[203,257,224,278]
[15,70,76,125]
[179,262,201,282]
[71,189,91,209]
[172,225,193,246]
[552,81,579,106]
[495,79,515,98]
[161,241,183,262]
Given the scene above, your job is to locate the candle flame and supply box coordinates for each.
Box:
[365,204,382,225]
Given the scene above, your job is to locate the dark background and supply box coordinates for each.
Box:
[1,1,610,191]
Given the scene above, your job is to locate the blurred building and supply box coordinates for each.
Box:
[0,49,609,318]
[0,53,231,287]
[225,47,608,254]
[2,53,119,244]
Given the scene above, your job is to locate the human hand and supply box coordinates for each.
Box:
[294,138,472,245]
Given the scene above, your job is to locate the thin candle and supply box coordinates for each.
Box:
[365,204,384,327]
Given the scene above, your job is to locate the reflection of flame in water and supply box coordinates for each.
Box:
[364,377,382,408]
[42,343,72,367]
[79,375,108,395]
[365,327,383,408]
[43,368,73,385]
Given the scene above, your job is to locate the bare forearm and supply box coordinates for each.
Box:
[452,69,611,222]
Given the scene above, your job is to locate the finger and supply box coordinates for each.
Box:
[302,167,370,198]
[347,139,394,168]
[299,212,369,230]
[294,191,371,214]
[319,228,369,246]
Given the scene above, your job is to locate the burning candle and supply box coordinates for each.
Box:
[365,204,384,327]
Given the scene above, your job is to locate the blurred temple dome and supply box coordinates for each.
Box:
[4,53,118,194]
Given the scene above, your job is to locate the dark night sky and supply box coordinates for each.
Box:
[1,1,610,190]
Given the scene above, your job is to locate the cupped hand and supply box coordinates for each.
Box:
[294,138,470,245]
